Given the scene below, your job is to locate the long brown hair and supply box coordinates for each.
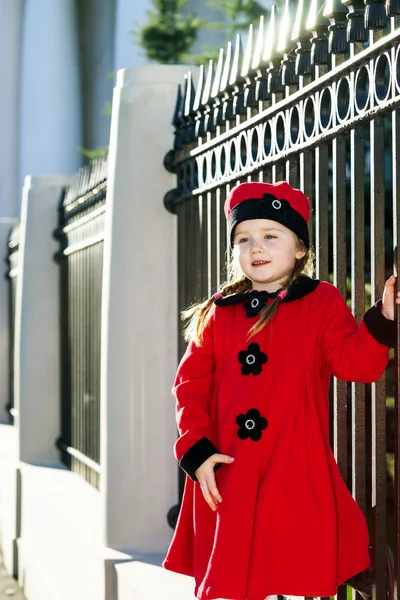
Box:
[183,238,315,346]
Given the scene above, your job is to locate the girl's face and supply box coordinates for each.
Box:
[233,219,306,292]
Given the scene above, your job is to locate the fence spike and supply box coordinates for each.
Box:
[252,15,265,70]
[220,41,233,93]
[193,64,205,112]
[386,0,400,15]
[263,6,284,93]
[184,71,195,116]
[307,0,330,65]
[211,48,225,98]
[172,84,183,128]
[277,0,298,85]
[292,0,313,75]
[263,5,278,62]
[241,23,254,78]
[277,0,292,54]
[324,0,349,53]
[229,34,244,86]
[202,60,214,106]
[365,0,388,29]
[342,0,368,42]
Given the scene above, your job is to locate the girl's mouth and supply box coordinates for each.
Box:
[252,260,270,267]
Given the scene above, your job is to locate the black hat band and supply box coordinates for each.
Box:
[228,194,310,248]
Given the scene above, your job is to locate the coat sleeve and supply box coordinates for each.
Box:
[320,284,395,383]
[173,307,220,481]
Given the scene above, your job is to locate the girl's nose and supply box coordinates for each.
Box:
[251,240,263,252]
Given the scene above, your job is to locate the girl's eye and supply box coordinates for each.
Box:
[238,237,249,243]
[265,235,276,240]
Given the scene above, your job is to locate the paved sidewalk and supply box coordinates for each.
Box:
[0,555,26,600]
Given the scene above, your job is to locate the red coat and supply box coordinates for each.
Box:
[163,276,394,599]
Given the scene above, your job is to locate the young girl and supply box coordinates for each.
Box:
[163,181,399,600]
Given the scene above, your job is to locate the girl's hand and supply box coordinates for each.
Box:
[195,453,234,511]
[382,275,400,321]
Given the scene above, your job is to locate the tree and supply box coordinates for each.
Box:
[135,0,204,64]
[209,0,267,35]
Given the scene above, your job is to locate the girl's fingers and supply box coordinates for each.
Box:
[212,454,234,465]
[200,481,217,511]
[206,474,223,504]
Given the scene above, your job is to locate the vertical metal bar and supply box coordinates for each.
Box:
[370,113,387,600]
[208,190,217,296]
[299,150,314,252]
[191,196,200,302]
[332,133,348,473]
[315,144,329,282]
[286,156,299,188]
[222,186,229,283]
[350,124,367,534]
[272,162,284,183]
[177,203,186,360]
[200,194,208,300]
[177,201,188,502]
[392,105,400,600]
[332,130,349,600]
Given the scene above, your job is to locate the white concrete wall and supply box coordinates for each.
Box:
[0,424,19,577]
[116,560,195,600]
[18,463,131,600]
[101,64,193,555]
[14,176,68,465]
[13,175,133,600]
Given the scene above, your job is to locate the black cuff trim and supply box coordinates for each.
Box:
[179,437,219,481]
[364,300,397,348]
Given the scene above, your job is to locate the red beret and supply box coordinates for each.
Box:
[224,181,310,248]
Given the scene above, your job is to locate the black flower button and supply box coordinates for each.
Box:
[238,342,267,375]
[236,408,268,441]
[244,290,268,317]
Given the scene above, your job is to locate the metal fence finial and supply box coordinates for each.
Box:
[202,59,214,107]
[172,84,182,129]
[386,0,400,15]
[278,0,298,85]
[365,0,388,29]
[229,34,244,87]
[252,16,265,71]
[342,0,368,42]
[241,23,254,79]
[220,41,233,94]
[263,5,284,93]
[211,48,225,98]
[292,0,313,75]
[324,0,349,54]
[184,71,195,117]
[307,0,330,65]
[263,5,278,63]
[193,64,205,112]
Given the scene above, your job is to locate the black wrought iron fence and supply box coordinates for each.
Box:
[6,224,20,425]
[165,2,400,599]
[55,157,108,489]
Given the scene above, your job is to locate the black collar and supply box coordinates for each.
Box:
[214,275,320,308]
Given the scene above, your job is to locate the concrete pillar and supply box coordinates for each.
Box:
[0,219,18,424]
[19,1,82,194]
[0,0,23,218]
[14,176,69,464]
[101,65,196,553]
